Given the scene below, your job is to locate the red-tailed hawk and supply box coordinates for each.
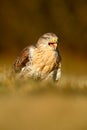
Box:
[12,33,61,81]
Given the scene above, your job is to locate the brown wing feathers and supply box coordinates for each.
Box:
[13,47,29,72]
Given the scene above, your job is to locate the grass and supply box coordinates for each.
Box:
[0,67,87,96]
[0,64,87,130]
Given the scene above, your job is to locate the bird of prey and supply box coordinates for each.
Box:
[12,33,61,81]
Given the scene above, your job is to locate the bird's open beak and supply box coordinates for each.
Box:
[48,42,57,49]
[48,38,58,49]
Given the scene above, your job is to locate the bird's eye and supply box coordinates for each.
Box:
[47,37,50,39]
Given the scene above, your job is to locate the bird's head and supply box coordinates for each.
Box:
[36,33,58,51]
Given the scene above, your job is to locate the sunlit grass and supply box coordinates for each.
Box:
[0,65,87,96]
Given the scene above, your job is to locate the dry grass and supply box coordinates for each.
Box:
[0,66,87,130]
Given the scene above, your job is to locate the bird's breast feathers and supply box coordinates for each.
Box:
[21,47,60,80]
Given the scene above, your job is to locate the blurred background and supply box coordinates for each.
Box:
[0,1,87,130]
[0,0,87,74]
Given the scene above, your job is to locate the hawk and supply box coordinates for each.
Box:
[12,33,61,81]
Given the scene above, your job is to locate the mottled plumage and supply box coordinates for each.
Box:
[12,33,61,81]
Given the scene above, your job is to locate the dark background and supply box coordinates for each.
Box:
[0,0,87,74]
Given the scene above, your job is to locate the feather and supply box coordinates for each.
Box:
[13,46,35,72]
